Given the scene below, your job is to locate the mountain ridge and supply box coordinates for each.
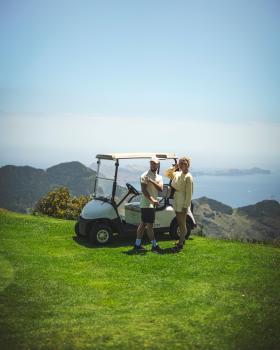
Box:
[0,161,96,212]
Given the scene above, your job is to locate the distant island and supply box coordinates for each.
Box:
[192,167,271,177]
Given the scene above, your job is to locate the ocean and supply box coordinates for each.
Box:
[193,171,280,208]
[120,165,280,209]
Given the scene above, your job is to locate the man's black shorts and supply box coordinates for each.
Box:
[141,208,155,224]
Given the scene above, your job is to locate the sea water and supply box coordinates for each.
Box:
[124,170,280,208]
[193,171,280,208]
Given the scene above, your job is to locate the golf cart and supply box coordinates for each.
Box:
[75,153,196,245]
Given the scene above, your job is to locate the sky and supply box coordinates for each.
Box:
[0,0,280,170]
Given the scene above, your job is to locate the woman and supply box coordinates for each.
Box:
[165,156,194,252]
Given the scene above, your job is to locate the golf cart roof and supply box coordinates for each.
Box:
[96,153,177,160]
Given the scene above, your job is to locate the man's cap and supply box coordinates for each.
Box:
[150,156,160,164]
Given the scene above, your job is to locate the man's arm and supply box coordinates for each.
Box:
[141,183,158,205]
[146,178,163,191]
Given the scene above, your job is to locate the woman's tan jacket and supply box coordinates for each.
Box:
[164,167,193,209]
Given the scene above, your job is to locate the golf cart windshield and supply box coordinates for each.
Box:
[94,159,115,199]
[93,159,140,203]
[93,153,178,206]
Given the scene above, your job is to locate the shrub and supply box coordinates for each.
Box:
[34,187,91,220]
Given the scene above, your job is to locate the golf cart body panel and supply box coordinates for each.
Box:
[154,205,176,229]
[123,202,141,226]
[81,198,118,220]
[124,201,176,229]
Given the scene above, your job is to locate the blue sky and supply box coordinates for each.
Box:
[0,0,279,169]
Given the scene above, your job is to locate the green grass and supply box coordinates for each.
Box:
[0,209,279,350]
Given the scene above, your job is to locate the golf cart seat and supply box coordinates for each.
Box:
[158,184,171,199]
[125,185,171,217]
[125,202,141,213]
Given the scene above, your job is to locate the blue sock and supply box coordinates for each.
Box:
[151,240,157,247]
[135,239,142,246]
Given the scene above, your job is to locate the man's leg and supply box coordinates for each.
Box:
[141,209,156,243]
[146,223,155,241]
[136,222,146,239]
[146,223,163,253]
[134,222,146,248]
[134,208,148,248]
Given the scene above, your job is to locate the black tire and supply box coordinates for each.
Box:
[89,223,113,245]
[169,219,191,240]
[185,222,192,240]
[75,222,81,237]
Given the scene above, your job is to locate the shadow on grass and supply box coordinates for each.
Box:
[122,247,183,255]
[122,249,149,256]
[73,233,193,255]
[73,232,138,249]
[73,232,173,248]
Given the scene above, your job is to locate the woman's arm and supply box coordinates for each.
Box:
[183,176,193,209]
[164,167,176,179]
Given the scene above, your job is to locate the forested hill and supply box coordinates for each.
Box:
[0,162,96,213]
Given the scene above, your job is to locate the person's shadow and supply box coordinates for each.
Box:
[73,232,193,255]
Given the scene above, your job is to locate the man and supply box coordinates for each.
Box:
[133,156,163,253]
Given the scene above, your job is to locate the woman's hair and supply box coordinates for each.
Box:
[179,156,191,167]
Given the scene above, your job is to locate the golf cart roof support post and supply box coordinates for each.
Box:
[112,159,119,203]
[157,162,160,174]
[93,159,101,196]
[168,157,179,186]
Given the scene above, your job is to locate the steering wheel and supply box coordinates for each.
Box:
[126,183,140,196]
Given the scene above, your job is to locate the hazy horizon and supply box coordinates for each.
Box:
[0,155,279,173]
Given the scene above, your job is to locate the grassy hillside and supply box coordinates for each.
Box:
[0,210,279,350]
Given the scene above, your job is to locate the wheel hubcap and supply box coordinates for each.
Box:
[96,229,109,243]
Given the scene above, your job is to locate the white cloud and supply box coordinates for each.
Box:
[0,112,279,169]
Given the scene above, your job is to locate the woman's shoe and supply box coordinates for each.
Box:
[174,240,185,246]
[172,243,184,252]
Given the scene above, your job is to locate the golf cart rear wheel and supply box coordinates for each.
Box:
[169,220,191,240]
[89,224,113,245]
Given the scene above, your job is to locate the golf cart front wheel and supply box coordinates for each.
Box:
[75,222,81,237]
[89,224,113,245]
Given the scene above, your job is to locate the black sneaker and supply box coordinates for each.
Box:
[133,244,147,252]
[151,245,163,254]
[174,240,185,246]
[171,243,184,253]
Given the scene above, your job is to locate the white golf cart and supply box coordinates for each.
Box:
[75,153,196,245]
